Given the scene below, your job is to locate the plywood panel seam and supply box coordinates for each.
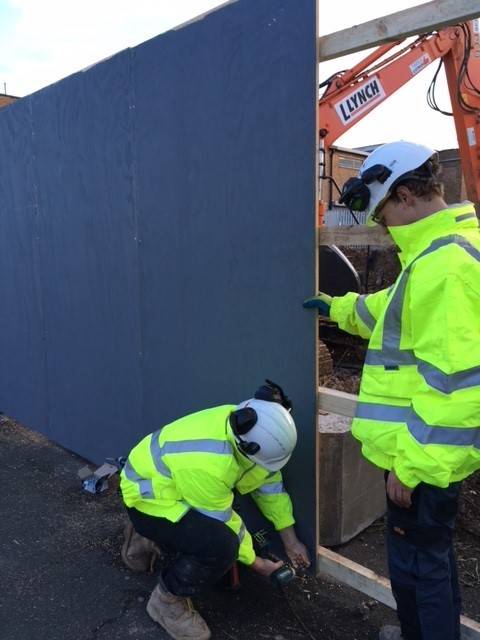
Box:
[128,47,146,433]
[28,95,51,433]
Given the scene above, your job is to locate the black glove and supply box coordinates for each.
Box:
[254,379,292,412]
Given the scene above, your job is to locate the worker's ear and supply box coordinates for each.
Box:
[396,184,415,206]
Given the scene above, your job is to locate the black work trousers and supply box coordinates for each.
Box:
[126,507,239,597]
[386,475,462,640]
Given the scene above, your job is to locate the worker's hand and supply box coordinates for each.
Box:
[387,470,413,508]
[303,292,332,317]
[279,526,310,569]
[250,556,284,578]
[282,539,310,569]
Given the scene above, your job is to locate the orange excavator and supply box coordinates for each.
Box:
[317,19,480,221]
[316,21,480,367]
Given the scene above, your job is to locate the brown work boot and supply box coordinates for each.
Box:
[121,521,160,573]
[146,580,211,640]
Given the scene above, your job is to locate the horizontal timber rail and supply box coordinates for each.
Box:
[317,546,480,639]
[318,386,358,417]
[318,0,480,61]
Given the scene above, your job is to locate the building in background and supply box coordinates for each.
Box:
[322,145,368,210]
[438,148,467,203]
[322,145,368,226]
[0,94,19,110]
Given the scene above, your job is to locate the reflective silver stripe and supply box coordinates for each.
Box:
[365,349,416,366]
[366,235,480,387]
[356,295,376,332]
[455,236,480,262]
[424,234,480,262]
[162,439,233,456]
[356,402,410,423]
[150,436,232,478]
[408,411,480,447]
[455,212,478,223]
[150,431,173,478]
[194,506,233,522]
[123,459,155,499]
[381,268,409,359]
[417,359,480,394]
[238,523,246,543]
[255,482,285,495]
[356,401,480,448]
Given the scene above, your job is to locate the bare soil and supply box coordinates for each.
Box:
[2,417,400,640]
[336,514,480,622]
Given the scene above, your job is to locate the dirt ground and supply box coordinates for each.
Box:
[1,417,400,640]
[337,511,480,622]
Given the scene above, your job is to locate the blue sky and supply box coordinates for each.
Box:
[0,0,460,150]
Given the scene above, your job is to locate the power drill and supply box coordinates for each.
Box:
[252,529,295,587]
[270,563,296,587]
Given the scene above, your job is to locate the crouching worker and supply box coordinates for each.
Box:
[119,380,310,640]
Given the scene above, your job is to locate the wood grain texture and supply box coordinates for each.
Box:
[319,0,480,61]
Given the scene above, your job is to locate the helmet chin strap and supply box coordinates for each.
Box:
[235,434,260,457]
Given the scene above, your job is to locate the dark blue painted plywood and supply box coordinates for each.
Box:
[29,51,143,458]
[0,99,48,430]
[0,0,318,549]
[133,0,317,545]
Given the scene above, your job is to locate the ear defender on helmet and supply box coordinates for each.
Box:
[229,408,261,456]
[231,380,293,461]
[230,398,297,471]
[339,177,371,211]
[339,164,393,212]
[254,379,292,412]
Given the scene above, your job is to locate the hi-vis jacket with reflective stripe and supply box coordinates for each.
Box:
[330,203,480,489]
[120,405,295,565]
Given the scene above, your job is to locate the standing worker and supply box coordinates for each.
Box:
[120,380,310,640]
[304,141,480,640]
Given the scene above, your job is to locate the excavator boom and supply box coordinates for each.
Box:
[318,19,480,208]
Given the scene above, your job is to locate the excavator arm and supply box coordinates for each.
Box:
[443,22,480,204]
[318,19,480,208]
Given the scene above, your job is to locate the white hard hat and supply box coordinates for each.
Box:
[233,399,297,471]
[340,141,437,225]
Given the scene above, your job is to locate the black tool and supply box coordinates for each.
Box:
[270,563,295,587]
[252,528,295,587]
[254,379,293,412]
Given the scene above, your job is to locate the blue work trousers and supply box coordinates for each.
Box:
[386,476,462,640]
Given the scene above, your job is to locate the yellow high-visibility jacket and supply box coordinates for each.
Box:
[330,203,480,489]
[120,405,295,565]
